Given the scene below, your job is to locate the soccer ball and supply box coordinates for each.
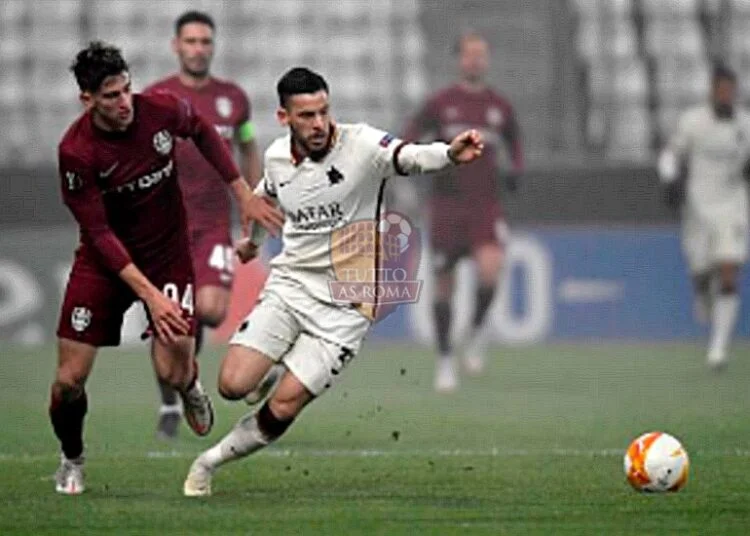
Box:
[624,432,689,492]
[378,212,412,254]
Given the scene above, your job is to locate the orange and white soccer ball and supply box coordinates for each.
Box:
[624,432,689,492]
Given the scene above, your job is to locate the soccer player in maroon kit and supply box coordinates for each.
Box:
[52,42,282,494]
[145,11,262,439]
[403,32,524,393]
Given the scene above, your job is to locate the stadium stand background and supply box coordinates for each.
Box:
[3,0,750,345]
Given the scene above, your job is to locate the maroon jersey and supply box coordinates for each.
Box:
[404,84,523,200]
[58,92,240,275]
[144,76,251,230]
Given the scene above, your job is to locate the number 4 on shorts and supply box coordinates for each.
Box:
[163,282,195,316]
[209,244,235,274]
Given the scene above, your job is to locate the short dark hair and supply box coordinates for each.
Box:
[277,67,329,108]
[175,10,215,35]
[713,63,737,85]
[71,41,129,93]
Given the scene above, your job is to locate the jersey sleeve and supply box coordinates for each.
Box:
[236,89,256,143]
[58,147,132,273]
[154,91,242,183]
[359,123,452,177]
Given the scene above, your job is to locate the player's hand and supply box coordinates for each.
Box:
[240,194,284,237]
[447,129,484,164]
[235,237,259,264]
[145,291,190,344]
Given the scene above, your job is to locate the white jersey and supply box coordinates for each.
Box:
[254,123,449,304]
[667,104,750,220]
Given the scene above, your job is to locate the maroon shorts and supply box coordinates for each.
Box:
[190,225,234,291]
[56,253,196,347]
[429,197,506,272]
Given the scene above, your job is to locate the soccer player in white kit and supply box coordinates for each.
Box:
[183,67,484,496]
[658,65,750,369]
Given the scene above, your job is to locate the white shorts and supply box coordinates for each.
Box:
[682,212,749,274]
[229,276,371,396]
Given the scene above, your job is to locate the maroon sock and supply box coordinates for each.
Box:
[49,386,88,460]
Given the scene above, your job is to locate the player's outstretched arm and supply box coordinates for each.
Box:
[385,128,484,176]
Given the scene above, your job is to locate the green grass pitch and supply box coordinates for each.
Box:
[1,341,749,535]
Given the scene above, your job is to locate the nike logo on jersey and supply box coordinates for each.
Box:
[99,162,119,178]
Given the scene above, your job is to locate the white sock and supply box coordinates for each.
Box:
[200,413,271,469]
[159,403,181,416]
[709,293,739,357]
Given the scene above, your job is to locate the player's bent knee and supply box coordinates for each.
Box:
[217,377,248,401]
[197,305,226,328]
[51,378,84,402]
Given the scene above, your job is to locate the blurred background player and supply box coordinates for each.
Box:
[402,32,524,392]
[658,64,750,370]
[52,41,281,494]
[145,11,262,439]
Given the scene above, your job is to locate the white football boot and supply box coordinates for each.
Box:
[245,364,284,405]
[55,453,85,495]
[183,457,213,497]
[707,348,728,371]
[434,356,459,393]
[180,378,214,437]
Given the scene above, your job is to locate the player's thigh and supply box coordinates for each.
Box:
[473,242,505,284]
[56,260,135,348]
[55,337,98,387]
[224,291,300,396]
[282,298,370,397]
[219,345,276,399]
[151,335,195,385]
[711,218,748,273]
[191,227,234,298]
[146,258,198,338]
[681,217,711,275]
[282,332,360,398]
[195,285,231,327]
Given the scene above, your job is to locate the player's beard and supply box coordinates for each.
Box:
[291,126,331,161]
[714,103,734,119]
[182,55,210,79]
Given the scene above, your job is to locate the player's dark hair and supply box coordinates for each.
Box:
[175,10,215,35]
[277,67,329,108]
[712,63,737,85]
[70,41,129,93]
